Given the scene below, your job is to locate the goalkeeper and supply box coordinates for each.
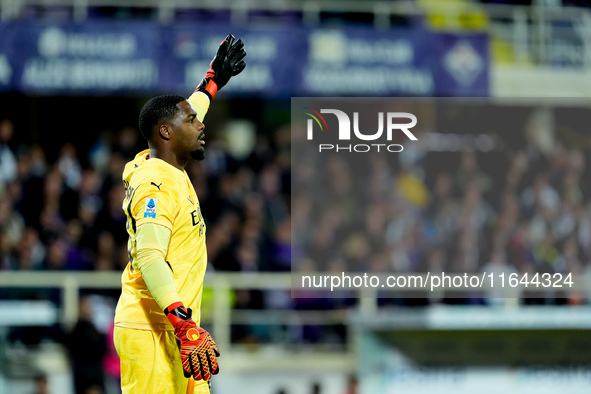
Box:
[113,35,246,394]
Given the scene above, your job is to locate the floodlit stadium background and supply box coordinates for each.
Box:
[2,0,591,393]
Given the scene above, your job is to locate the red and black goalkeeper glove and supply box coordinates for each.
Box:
[165,302,220,381]
[196,34,246,99]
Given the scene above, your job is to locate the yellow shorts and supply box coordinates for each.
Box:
[114,326,211,394]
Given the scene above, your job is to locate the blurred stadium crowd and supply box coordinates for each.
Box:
[293,104,591,306]
[2,103,590,310]
[0,116,291,275]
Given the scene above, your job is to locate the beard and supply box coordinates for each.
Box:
[190,147,205,161]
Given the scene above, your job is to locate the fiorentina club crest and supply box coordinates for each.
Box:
[444,40,483,86]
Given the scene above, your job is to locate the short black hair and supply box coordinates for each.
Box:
[138,94,187,140]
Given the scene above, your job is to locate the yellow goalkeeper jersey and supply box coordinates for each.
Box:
[114,149,207,330]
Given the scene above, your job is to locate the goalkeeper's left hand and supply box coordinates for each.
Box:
[196,34,246,99]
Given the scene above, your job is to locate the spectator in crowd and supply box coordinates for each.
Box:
[0,118,17,191]
[66,296,107,394]
[31,374,49,394]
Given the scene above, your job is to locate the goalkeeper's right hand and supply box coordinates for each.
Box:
[195,34,246,99]
[165,301,220,381]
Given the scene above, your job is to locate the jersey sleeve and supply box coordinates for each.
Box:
[187,91,210,122]
[135,223,181,310]
[130,170,180,231]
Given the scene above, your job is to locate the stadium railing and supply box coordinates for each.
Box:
[0,271,359,372]
[2,271,591,373]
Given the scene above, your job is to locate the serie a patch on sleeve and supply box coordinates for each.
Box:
[144,198,158,218]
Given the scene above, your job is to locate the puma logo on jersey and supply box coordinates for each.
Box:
[151,182,162,190]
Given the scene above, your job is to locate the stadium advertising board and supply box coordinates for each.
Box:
[0,21,489,96]
[0,21,160,93]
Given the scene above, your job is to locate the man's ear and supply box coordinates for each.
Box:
[159,125,171,141]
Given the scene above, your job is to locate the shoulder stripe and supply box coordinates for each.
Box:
[127,187,138,233]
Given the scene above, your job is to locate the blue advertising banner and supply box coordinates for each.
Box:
[0,21,160,93]
[0,20,489,96]
[0,23,14,91]
[302,28,436,95]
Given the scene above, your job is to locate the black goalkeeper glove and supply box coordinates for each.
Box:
[196,34,246,99]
